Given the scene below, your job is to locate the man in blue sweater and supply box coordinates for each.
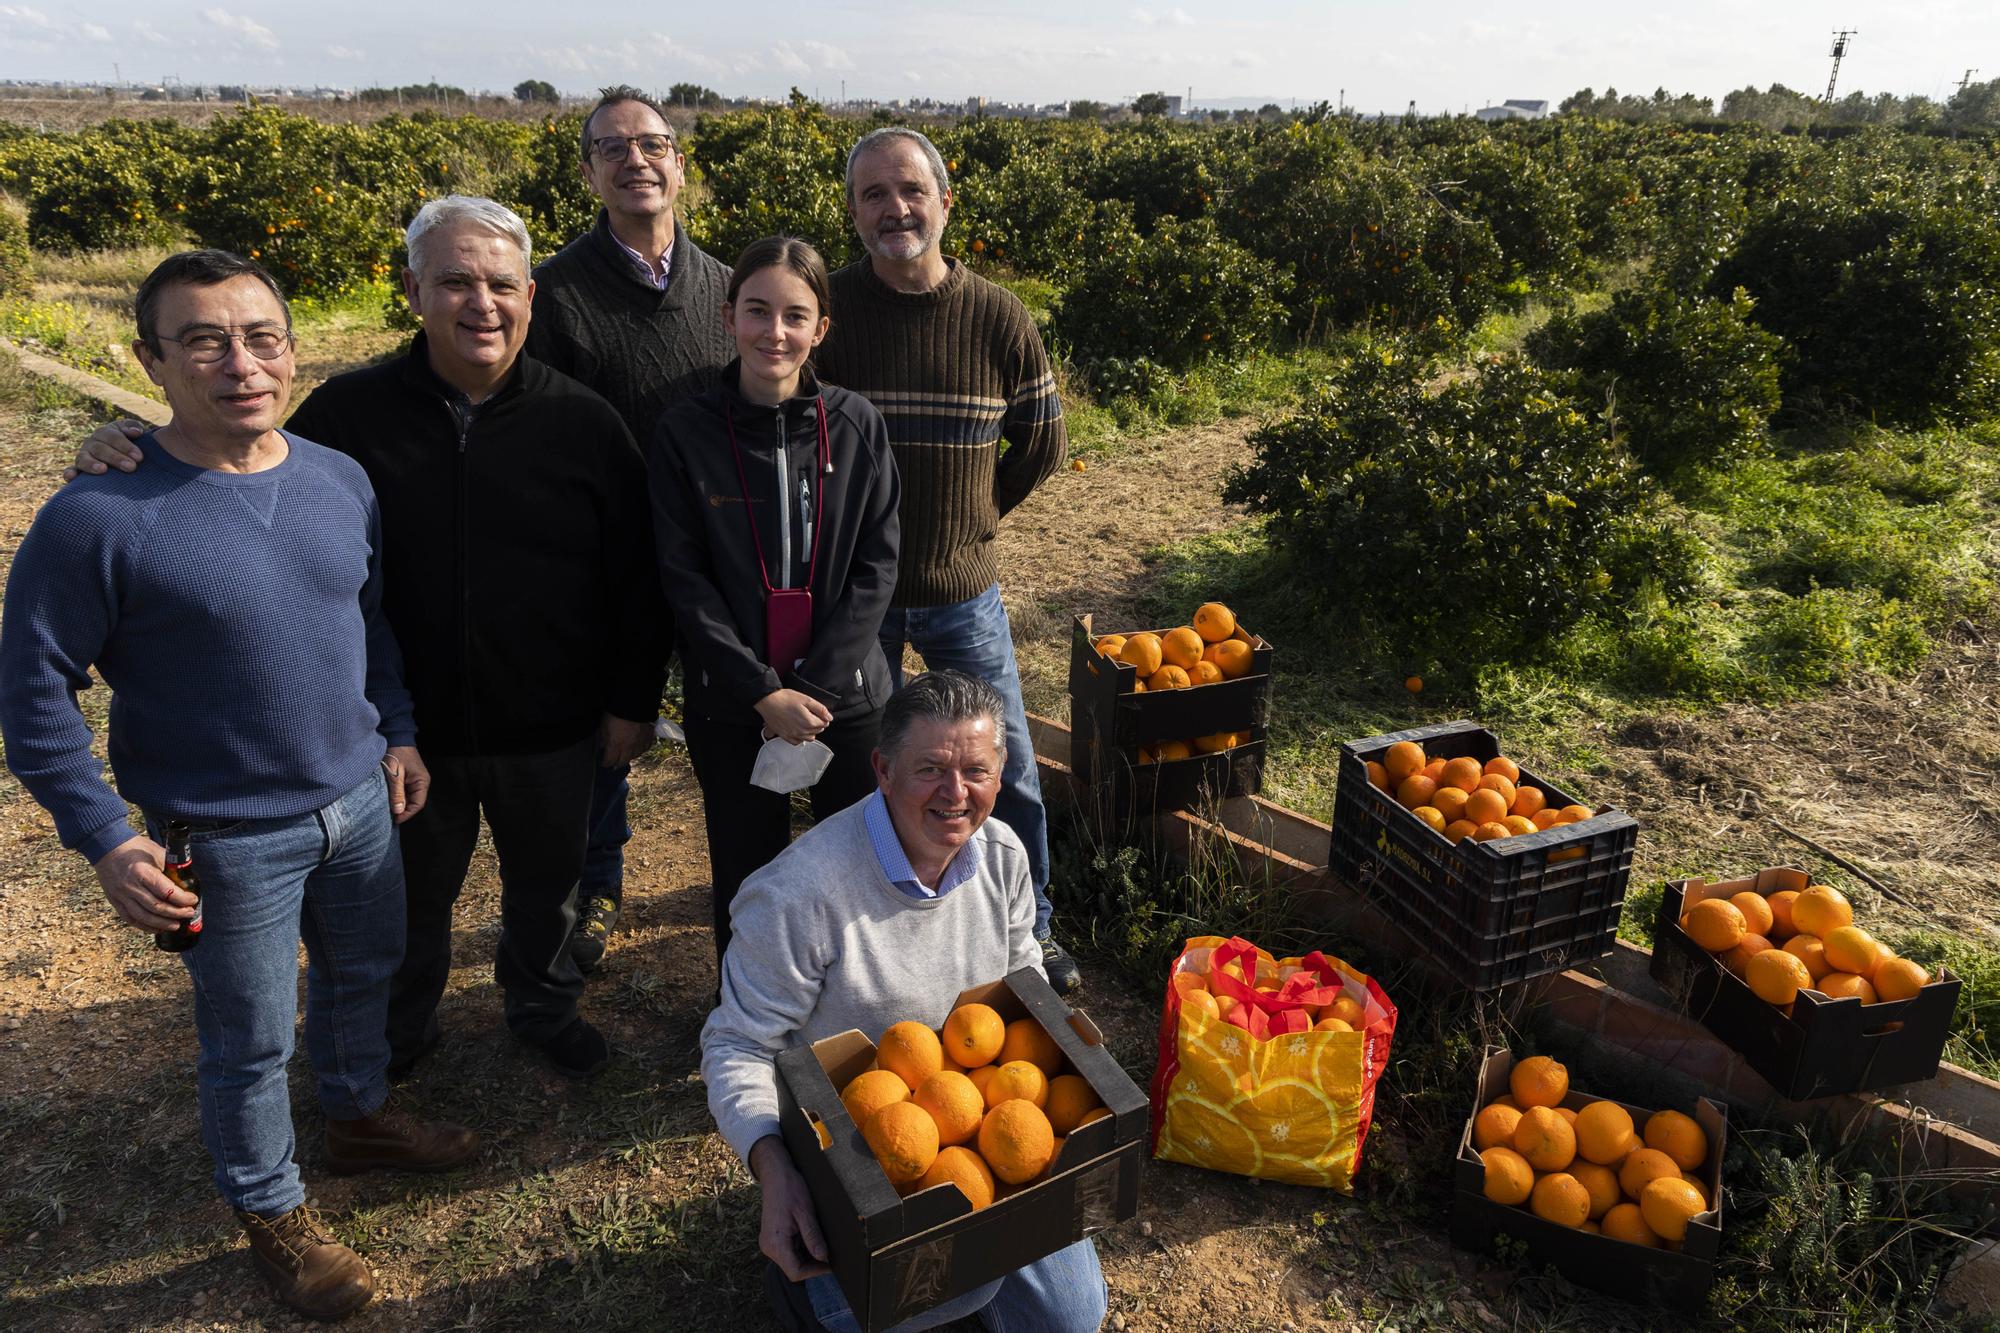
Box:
[0,251,477,1322]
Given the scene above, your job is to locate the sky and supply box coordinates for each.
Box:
[4,1,1997,114]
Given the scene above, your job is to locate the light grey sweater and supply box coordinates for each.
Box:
[700,801,1044,1163]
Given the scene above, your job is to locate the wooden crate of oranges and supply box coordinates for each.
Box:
[1451,1049,1726,1314]
[776,969,1148,1332]
[1329,721,1639,990]
[1067,606,1271,817]
[1650,867,1962,1100]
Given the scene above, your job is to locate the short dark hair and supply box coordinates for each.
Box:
[725,235,832,322]
[133,249,289,355]
[878,671,1008,762]
[580,84,676,162]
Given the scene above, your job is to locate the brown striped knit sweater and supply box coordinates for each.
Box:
[815,259,1067,608]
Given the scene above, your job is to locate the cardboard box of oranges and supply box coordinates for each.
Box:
[775,967,1149,1333]
[1651,867,1963,1100]
[1329,721,1639,990]
[1450,1047,1726,1314]
[1068,610,1273,817]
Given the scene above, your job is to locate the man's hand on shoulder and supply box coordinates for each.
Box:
[63,419,148,483]
[94,834,197,933]
[750,1136,830,1280]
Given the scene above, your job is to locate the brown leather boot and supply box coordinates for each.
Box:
[324,1097,480,1175]
[236,1204,374,1321]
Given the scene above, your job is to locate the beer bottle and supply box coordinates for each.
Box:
[156,822,203,953]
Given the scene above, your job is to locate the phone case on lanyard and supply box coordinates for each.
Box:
[765,587,813,674]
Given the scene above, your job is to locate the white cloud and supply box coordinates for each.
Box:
[130,18,168,44]
[1232,50,1264,67]
[202,8,278,50]
[1170,7,1195,23]
[326,45,364,61]
[0,5,53,30]
[80,21,111,41]
[770,44,811,75]
[804,41,853,71]
[1130,7,1156,23]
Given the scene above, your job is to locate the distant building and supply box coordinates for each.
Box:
[1474,98,1550,122]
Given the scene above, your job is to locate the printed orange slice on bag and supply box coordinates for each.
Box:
[1239,1074,1339,1152]
[1160,1093,1265,1178]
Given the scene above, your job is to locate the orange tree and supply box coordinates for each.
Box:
[685,93,854,270]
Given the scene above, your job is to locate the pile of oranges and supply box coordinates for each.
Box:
[1094,602,1256,694]
[1476,1055,1714,1250]
[835,1005,1110,1211]
[1367,739,1597,847]
[1676,881,1933,1011]
[1171,947,1369,1038]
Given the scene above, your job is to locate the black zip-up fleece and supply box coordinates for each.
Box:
[647,363,900,723]
[285,335,669,756]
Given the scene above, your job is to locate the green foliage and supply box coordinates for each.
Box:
[20,137,182,254]
[1420,132,1588,296]
[1053,212,1287,372]
[1715,193,2000,425]
[1226,345,1663,658]
[1888,928,2000,1079]
[1528,284,1784,485]
[503,112,597,260]
[0,194,29,298]
[684,101,853,270]
[513,79,558,105]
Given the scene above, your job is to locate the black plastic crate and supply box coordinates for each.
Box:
[1651,868,1963,1100]
[1328,721,1638,991]
[1068,613,1271,819]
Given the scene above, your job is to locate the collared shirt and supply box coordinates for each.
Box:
[862,790,979,900]
[614,232,673,290]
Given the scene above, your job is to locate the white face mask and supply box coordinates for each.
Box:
[750,735,835,794]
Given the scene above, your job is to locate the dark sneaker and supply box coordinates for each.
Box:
[324,1096,480,1175]
[1040,936,1083,997]
[570,895,620,975]
[235,1204,374,1321]
[534,1016,611,1080]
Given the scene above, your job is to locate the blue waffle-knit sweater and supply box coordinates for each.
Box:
[0,431,416,864]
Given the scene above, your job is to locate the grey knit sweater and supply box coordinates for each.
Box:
[526,212,734,438]
[700,798,1043,1163]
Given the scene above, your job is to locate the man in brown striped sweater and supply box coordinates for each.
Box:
[814,127,1080,995]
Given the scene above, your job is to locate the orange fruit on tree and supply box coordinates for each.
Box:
[1571,1159,1622,1220]
[1683,898,1748,953]
[1512,1106,1577,1171]
[1192,602,1236,643]
[1189,660,1224,686]
[1720,934,1773,978]
[1745,948,1814,1006]
[1730,891,1775,937]
[1155,739,1192,761]
[1472,822,1511,842]
[1092,635,1125,659]
[864,1101,940,1184]
[1204,638,1253,679]
[1475,773,1518,809]
[1791,885,1853,938]
[1873,957,1931,1003]
[1502,815,1539,837]
[1473,1103,1524,1151]
[983,1060,1049,1110]
[1383,741,1426,784]
[1766,889,1800,939]
[1411,806,1447,833]
[1431,786,1471,822]
[1601,1201,1661,1248]
[1463,787,1510,827]
[1161,626,1205,671]
[1484,756,1521,784]
[1396,774,1439,809]
[1444,819,1479,844]
[1640,1177,1708,1244]
[1043,1074,1102,1136]
[1365,760,1390,791]
[917,1145,995,1210]
[1822,925,1884,978]
[1405,674,1424,693]
[1643,1110,1708,1170]
[1574,1100,1637,1165]
[1440,757,1485,793]
[1480,1146,1535,1206]
[978,1099,1056,1184]
[1783,933,1833,980]
[1816,972,1876,1003]
[1510,786,1547,819]
[1147,665,1191,691]
[942,1003,1007,1067]
[1619,1147,1681,1200]
[877,1020,945,1090]
[1118,632,1164,676]
[1510,1057,1570,1109]
[842,1069,911,1126]
[1530,1172,1592,1229]
[914,1071,986,1146]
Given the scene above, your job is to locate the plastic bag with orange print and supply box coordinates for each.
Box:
[1148,935,1397,1190]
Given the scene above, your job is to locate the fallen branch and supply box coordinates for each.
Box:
[1769,819,1919,909]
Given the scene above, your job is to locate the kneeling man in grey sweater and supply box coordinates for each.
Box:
[700,670,1107,1332]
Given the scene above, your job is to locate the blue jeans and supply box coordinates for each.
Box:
[157,771,403,1217]
[879,584,1053,937]
[803,1238,1106,1333]
[580,761,630,904]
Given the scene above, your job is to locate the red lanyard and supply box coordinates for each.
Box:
[723,397,829,596]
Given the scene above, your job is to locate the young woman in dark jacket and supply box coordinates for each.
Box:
[647,236,901,966]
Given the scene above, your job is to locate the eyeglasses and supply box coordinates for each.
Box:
[589,133,676,162]
[158,328,294,363]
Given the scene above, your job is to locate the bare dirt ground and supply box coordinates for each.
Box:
[0,375,1992,1331]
